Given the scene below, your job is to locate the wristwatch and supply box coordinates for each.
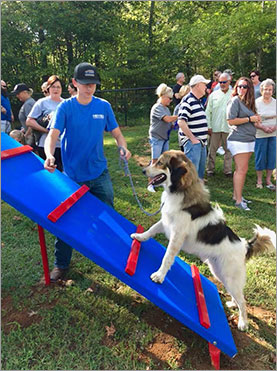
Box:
[248,116,252,123]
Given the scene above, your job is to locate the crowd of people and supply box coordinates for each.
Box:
[148,69,276,211]
[1,65,276,278]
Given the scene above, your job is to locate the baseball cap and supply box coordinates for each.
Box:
[73,62,101,85]
[189,75,210,86]
[11,83,30,94]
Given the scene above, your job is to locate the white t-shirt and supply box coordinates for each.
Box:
[255,97,276,139]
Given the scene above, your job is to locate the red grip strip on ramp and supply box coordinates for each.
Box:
[1,145,33,160]
[191,264,211,329]
[125,224,144,276]
[209,342,221,370]
[48,185,90,222]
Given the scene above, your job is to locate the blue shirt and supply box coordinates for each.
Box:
[50,96,118,182]
[1,94,12,121]
[178,92,208,146]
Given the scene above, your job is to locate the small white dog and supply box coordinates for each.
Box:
[131,150,275,331]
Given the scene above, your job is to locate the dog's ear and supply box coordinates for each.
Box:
[169,157,188,192]
[181,159,199,188]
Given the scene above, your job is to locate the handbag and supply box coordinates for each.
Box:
[33,114,51,144]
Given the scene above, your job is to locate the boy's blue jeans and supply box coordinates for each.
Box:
[54,169,114,269]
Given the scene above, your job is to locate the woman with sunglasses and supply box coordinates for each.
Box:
[226,77,261,210]
[148,83,177,192]
[26,75,64,171]
[249,70,261,99]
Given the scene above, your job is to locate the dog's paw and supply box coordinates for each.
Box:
[150,271,165,284]
[226,300,237,308]
[130,233,148,242]
[238,318,249,331]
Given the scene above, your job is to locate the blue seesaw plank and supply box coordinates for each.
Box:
[1,133,237,358]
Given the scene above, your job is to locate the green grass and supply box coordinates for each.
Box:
[1,122,276,370]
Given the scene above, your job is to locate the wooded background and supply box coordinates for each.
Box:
[1,1,275,124]
[2,1,275,89]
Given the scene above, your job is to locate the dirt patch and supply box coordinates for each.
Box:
[1,284,58,335]
[142,332,184,369]
[2,282,275,370]
[248,306,276,325]
[1,295,42,334]
[139,303,276,370]
[100,322,121,349]
[133,154,150,167]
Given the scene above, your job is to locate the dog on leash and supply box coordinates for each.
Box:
[131,150,275,331]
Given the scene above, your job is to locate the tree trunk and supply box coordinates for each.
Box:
[66,33,74,74]
[38,26,47,68]
[256,1,264,69]
[148,1,155,62]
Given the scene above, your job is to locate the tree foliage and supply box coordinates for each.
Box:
[1,1,275,91]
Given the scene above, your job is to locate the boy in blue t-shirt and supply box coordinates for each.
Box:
[44,62,131,281]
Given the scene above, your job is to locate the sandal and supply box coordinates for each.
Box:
[266,183,276,191]
[256,183,263,189]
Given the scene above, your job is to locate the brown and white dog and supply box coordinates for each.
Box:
[131,150,275,331]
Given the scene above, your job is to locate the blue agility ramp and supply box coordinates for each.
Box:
[1,133,237,363]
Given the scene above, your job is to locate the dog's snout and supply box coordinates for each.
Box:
[142,168,147,175]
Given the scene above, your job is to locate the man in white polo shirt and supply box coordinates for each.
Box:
[206,72,232,177]
[177,75,210,179]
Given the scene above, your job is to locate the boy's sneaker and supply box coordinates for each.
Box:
[235,201,250,211]
[147,184,156,193]
[50,267,69,282]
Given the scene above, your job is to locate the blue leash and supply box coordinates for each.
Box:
[118,147,163,217]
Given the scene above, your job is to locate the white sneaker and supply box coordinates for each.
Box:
[235,201,250,211]
[233,196,252,204]
[216,146,225,155]
[147,184,156,193]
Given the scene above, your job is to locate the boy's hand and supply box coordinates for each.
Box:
[119,147,131,161]
[44,155,57,172]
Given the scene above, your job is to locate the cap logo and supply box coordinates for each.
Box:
[84,69,95,77]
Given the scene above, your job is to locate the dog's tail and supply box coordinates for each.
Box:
[246,224,276,260]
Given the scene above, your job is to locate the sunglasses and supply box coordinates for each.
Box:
[219,81,228,84]
[238,85,248,89]
[250,74,256,78]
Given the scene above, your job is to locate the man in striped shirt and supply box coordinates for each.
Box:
[177,75,210,179]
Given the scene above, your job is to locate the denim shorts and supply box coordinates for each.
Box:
[149,136,169,160]
[182,140,207,179]
[1,120,11,134]
[255,136,276,170]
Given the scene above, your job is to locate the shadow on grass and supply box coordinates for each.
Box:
[67,268,276,370]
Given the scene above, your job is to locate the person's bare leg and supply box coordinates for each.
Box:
[233,153,252,204]
[256,170,263,186]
